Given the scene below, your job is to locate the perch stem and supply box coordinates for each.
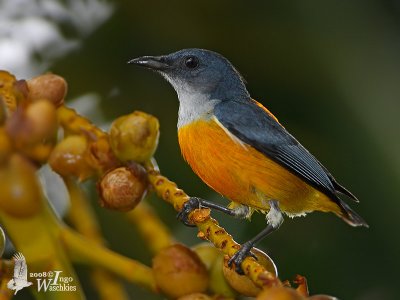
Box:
[145,159,281,289]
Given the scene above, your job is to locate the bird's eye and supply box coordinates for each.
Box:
[184,56,199,69]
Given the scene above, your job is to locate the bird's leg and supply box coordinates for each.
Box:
[177,197,250,227]
[228,200,283,274]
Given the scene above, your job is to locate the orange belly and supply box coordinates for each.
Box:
[178,117,340,215]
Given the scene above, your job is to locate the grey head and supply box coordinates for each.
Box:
[130,48,250,127]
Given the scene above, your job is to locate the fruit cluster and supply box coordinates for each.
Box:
[0,70,336,299]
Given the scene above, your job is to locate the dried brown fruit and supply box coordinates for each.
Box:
[27,73,67,107]
[98,164,147,211]
[152,244,209,298]
[109,111,159,163]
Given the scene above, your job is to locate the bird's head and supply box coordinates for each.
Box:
[129,48,249,102]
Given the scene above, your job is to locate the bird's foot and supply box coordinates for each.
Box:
[228,241,257,275]
[177,197,202,227]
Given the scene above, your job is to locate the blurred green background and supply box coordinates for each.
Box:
[2,0,400,299]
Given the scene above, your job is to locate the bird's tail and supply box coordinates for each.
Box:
[337,199,368,227]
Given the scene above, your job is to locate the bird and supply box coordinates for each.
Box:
[7,252,33,294]
[129,48,368,273]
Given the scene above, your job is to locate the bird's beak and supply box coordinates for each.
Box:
[128,55,170,71]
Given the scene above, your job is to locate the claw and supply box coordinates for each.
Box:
[176,197,201,227]
[227,242,256,274]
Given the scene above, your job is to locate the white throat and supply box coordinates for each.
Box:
[161,72,220,128]
[176,90,220,128]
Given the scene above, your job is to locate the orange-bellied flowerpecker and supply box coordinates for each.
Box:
[130,49,368,273]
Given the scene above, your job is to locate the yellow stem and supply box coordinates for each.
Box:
[65,179,129,300]
[0,202,85,300]
[91,270,130,300]
[65,179,103,242]
[125,201,174,254]
[145,159,280,289]
[60,227,157,292]
[56,106,104,138]
[56,106,119,175]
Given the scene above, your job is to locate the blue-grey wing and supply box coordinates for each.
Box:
[214,99,357,202]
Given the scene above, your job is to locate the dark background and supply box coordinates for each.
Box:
[5,0,400,299]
